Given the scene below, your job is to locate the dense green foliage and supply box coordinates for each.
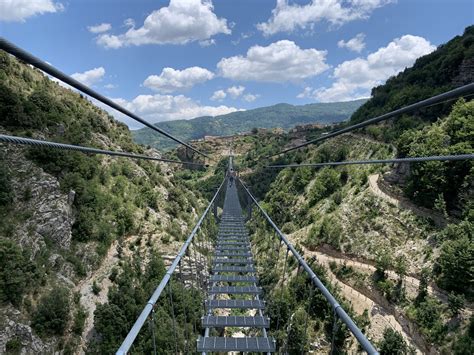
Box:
[0,161,13,207]
[378,328,411,355]
[435,219,473,298]
[399,99,473,212]
[0,238,37,305]
[89,253,203,353]
[32,287,70,337]
[133,99,367,150]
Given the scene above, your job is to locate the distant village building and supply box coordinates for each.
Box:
[289,123,325,134]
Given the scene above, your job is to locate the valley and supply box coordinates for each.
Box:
[0,24,473,355]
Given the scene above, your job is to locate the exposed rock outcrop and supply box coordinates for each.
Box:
[0,306,54,354]
[6,147,74,253]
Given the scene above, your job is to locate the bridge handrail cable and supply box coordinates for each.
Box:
[0,134,207,166]
[116,177,226,355]
[267,82,474,158]
[0,37,209,159]
[266,153,474,169]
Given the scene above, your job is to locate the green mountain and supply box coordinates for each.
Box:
[132,99,367,150]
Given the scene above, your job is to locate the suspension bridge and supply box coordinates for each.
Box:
[197,158,275,352]
[1,37,473,354]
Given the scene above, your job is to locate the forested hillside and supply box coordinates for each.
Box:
[132,99,367,150]
[225,26,474,354]
[0,50,205,353]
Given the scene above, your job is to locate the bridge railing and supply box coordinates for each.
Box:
[237,178,379,354]
[116,178,226,354]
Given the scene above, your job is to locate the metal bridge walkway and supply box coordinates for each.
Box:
[197,182,276,353]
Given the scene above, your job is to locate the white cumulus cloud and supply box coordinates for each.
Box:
[88,23,112,34]
[0,0,63,22]
[227,85,246,99]
[217,40,329,82]
[210,90,227,101]
[243,93,259,102]
[71,67,106,86]
[95,0,230,48]
[338,33,366,52]
[307,35,436,102]
[257,0,394,36]
[107,94,242,127]
[143,67,215,93]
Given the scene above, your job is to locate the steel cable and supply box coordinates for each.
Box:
[267,83,474,158]
[0,37,209,159]
[0,134,207,166]
[267,154,474,169]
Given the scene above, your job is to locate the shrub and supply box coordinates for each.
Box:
[452,316,474,354]
[378,328,410,355]
[92,281,101,295]
[309,168,341,206]
[448,292,465,316]
[0,238,36,305]
[0,164,13,207]
[436,235,473,298]
[5,337,22,355]
[72,307,87,335]
[32,287,70,337]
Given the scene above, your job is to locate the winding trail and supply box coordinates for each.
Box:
[368,174,448,226]
[302,249,424,354]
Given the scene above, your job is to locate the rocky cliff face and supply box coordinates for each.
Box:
[6,146,74,252]
[452,58,474,87]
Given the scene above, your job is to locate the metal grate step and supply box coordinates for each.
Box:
[205,299,265,310]
[197,336,276,352]
[215,246,251,251]
[217,236,249,241]
[213,257,253,264]
[209,286,262,294]
[202,315,270,328]
[212,265,256,273]
[216,241,250,246]
[209,275,258,283]
[214,251,252,257]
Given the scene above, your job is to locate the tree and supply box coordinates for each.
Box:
[375,250,393,280]
[309,168,341,206]
[452,316,474,354]
[399,99,474,212]
[437,236,473,297]
[0,238,36,305]
[378,328,409,355]
[394,255,408,280]
[415,268,430,305]
[285,308,309,353]
[448,292,465,317]
[0,163,13,207]
[32,287,70,337]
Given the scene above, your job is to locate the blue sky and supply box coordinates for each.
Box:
[1,0,472,129]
